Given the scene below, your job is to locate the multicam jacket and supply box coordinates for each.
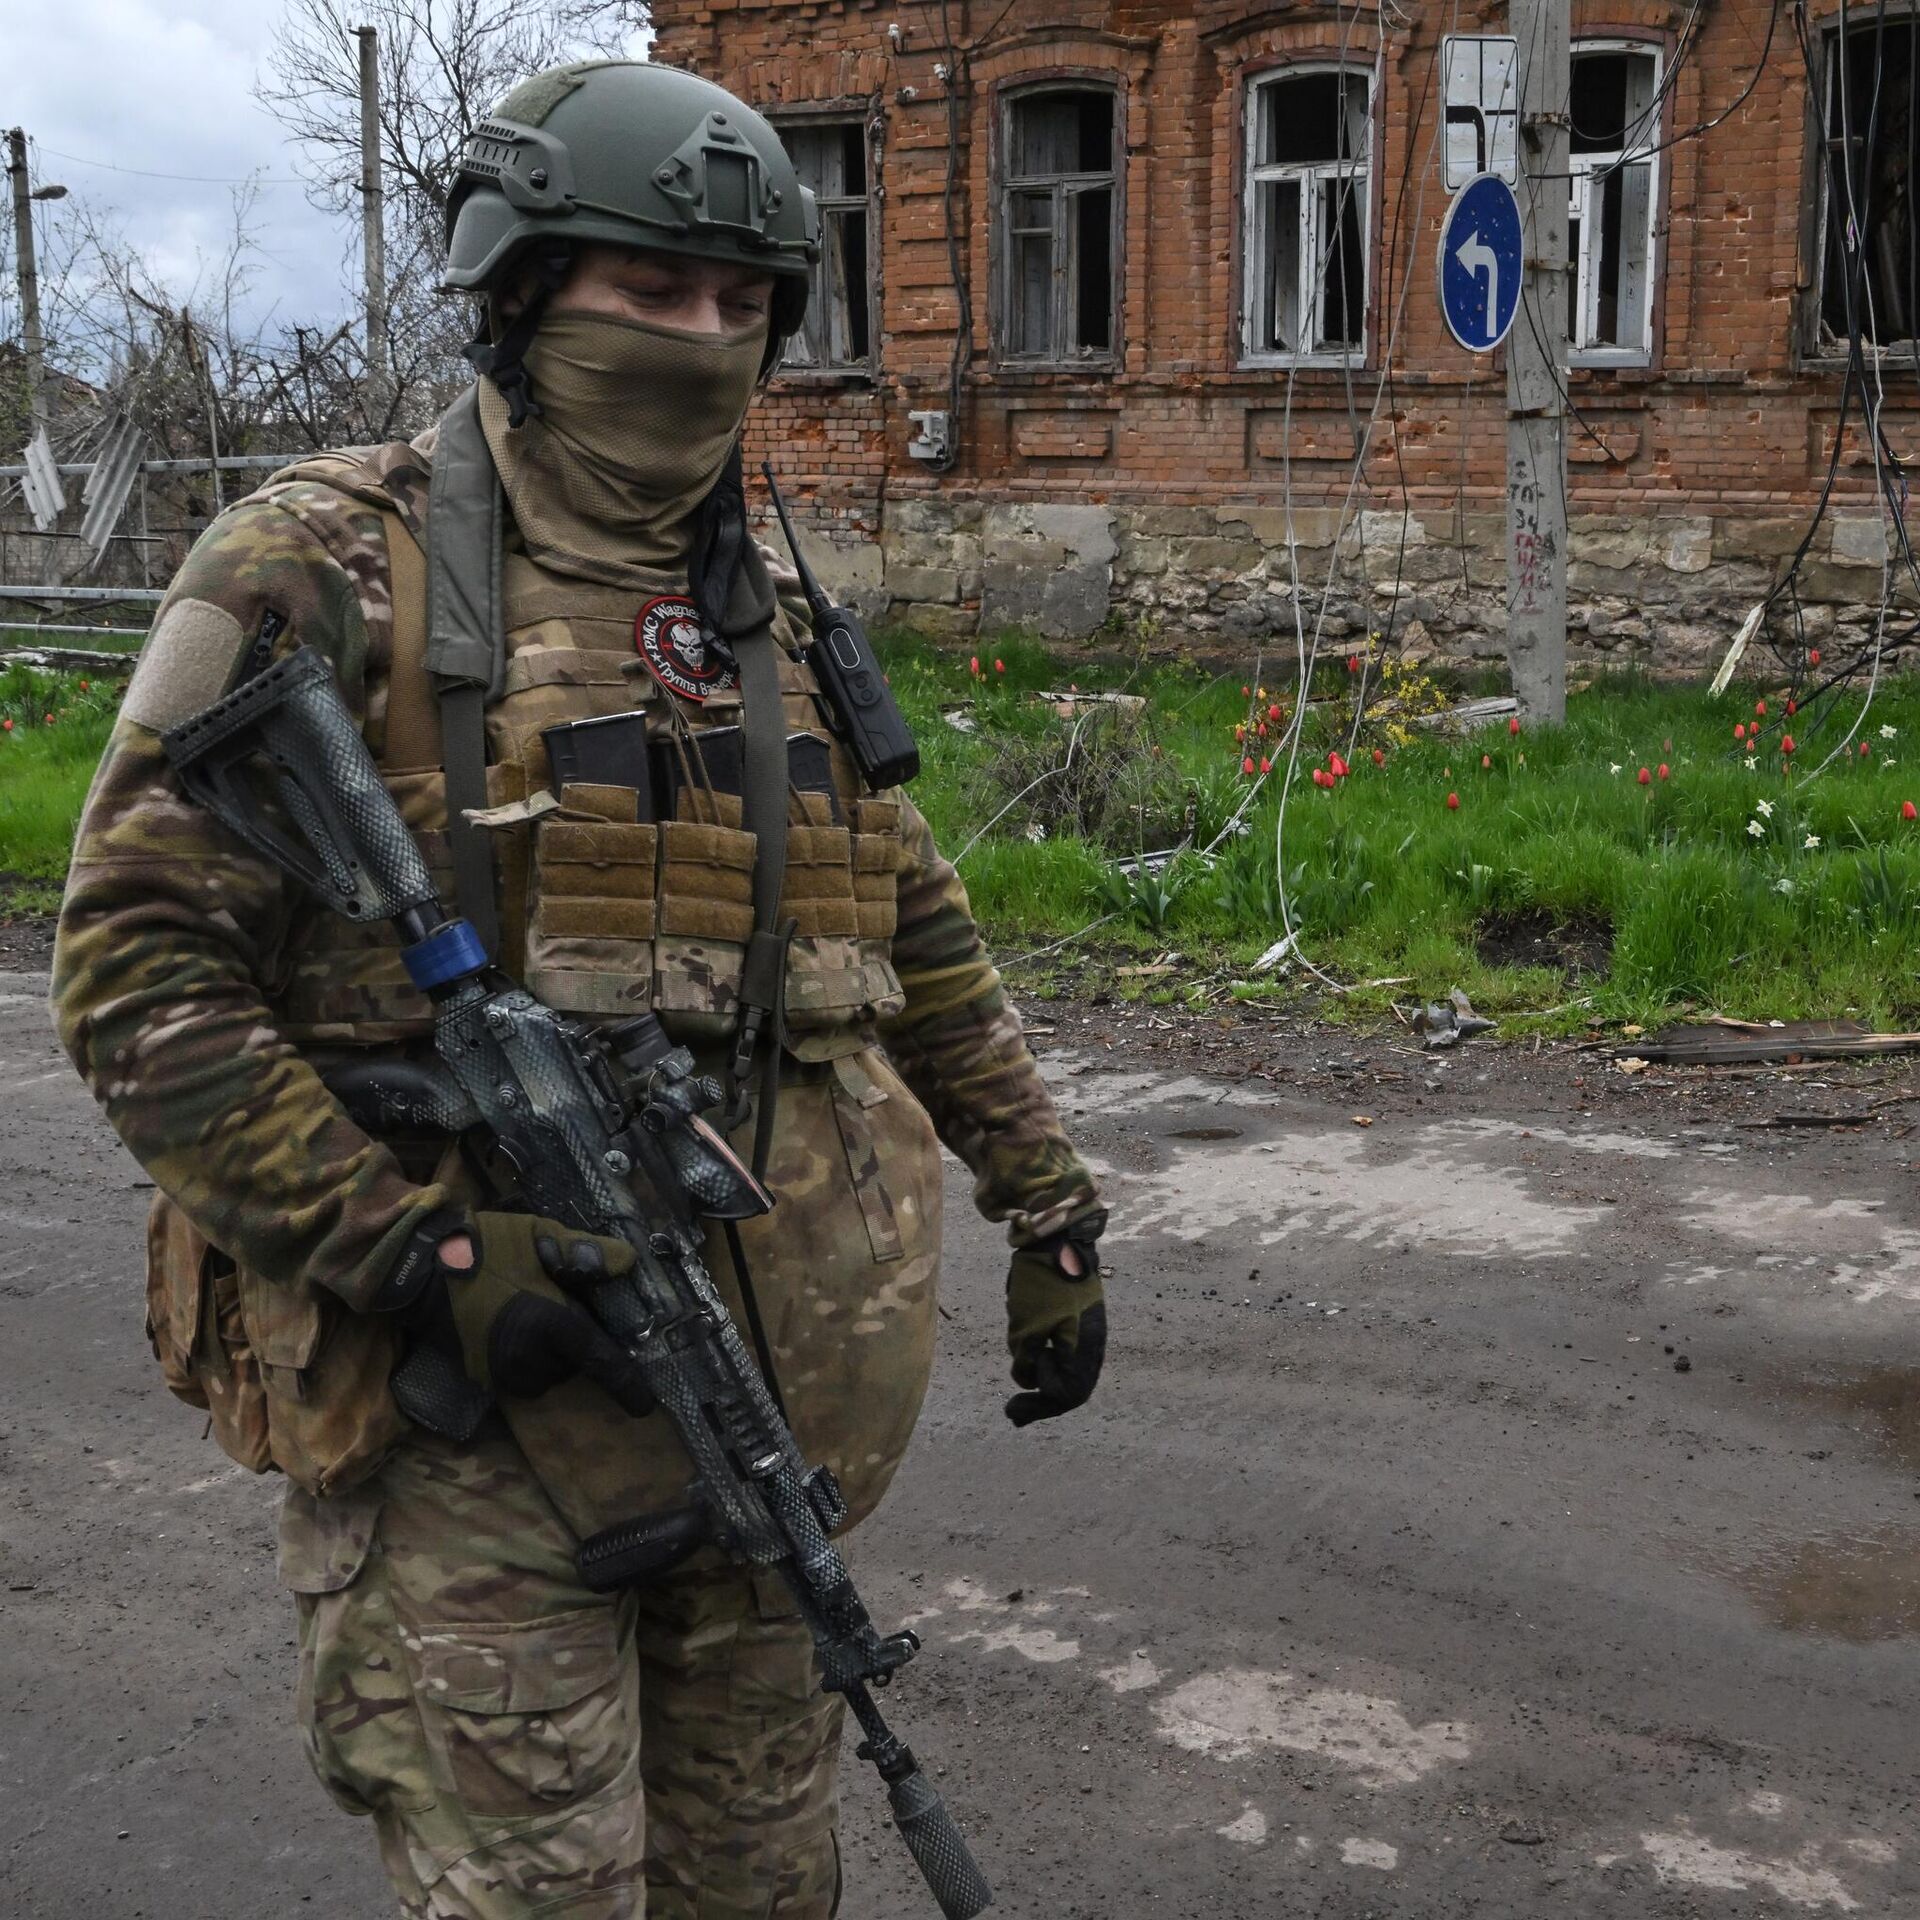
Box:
[52,429,1098,1502]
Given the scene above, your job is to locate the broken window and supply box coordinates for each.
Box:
[1242,66,1372,364]
[1568,45,1661,363]
[1815,15,1918,354]
[778,119,873,371]
[999,88,1117,363]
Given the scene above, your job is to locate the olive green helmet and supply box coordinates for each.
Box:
[443,60,818,352]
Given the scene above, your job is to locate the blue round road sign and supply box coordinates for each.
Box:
[1438,173,1523,352]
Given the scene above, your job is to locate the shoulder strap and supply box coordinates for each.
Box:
[375,510,440,774]
[424,385,506,957]
[726,543,793,1175]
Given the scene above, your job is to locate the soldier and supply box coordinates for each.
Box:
[51,60,1106,1920]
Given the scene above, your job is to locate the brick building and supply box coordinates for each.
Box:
[651,1,1915,673]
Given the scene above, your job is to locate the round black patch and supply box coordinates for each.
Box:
[634,595,735,703]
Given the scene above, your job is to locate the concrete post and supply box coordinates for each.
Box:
[356,26,389,419]
[7,128,47,429]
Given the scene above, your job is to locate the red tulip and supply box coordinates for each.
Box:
[1242,685,1251,696]
[1658,763,1670,780]
[1347,655,1360,673]
[1637,767,1651,785]
[1735,724,1747,741]
[78,679,89,691]
[44,713,54,726]
[1372,747,1385,767]
[1509,716,1522,735]
[1,719,11,733]
[1243,756,1256,775]
[1259,756,1272,775]
[1861,741,1871,757]
[1810,649,1822,666]
[1782,736,1796,755]
[1787,700,1797,715]
[1267,703,1281,722]
[1755,700,1767,718]
[1328,752,1348,778]
[1482,754,1492,769]
[994,658,1005,674]
[1235,724,1246,742]
[969,655,981,675]
[1904,801,1917,821]
[1446,791,1460,810]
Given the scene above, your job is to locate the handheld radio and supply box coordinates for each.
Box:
[763,463,920,790]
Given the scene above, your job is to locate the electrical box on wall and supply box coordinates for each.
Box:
[906,410,951,464]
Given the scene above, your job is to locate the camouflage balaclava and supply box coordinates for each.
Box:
[478,306,768,583]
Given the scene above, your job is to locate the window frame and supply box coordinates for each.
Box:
[771,109,879,381]
[1237,60,1377,370]
[993,80,1123,371]
[1567,38,1665,370]
[1805,7,1920,365]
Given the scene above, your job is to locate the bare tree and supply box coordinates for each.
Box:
[254,0,649,437]
[259,0,649,230]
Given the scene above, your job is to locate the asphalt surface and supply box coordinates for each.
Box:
[5,967,1920,1917]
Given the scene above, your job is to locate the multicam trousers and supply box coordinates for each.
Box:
[278,1425,844,1919]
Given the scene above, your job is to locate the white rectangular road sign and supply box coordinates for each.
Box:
[1443,35,1518,188]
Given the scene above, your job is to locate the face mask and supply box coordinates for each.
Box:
[478,309,768,580]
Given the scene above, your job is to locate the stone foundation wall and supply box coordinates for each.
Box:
[781,498,1899,677]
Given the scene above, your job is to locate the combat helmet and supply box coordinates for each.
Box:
[443,61,819,402]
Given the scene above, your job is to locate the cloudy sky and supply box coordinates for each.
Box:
[9,1,646,346]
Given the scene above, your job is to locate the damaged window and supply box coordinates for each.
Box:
[1242,66,1372,364]
[1569,45,1661,363]
[1815,16,1918,354]
[778,119,873,371]
[999,88,1117,363]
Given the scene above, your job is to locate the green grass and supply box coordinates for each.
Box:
[0,662,122,891]
[8,633,1920,1033]
[882,634,1920,1030]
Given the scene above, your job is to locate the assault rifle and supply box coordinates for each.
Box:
[163,645,992,1920]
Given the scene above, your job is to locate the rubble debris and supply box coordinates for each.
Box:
[1410,694,1519,734]
[1619,1019,1920,1066]
[1412,989,1497,1050]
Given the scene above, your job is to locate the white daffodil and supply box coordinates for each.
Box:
[1610,762,1623,776]
[1882,724,1898,740]
[1756,798,1774,818]
[1747,819,1766,839]
[1744,755,1759,770]
[1804,832,1821,850]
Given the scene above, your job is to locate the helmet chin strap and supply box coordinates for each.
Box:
[465,244,573,429]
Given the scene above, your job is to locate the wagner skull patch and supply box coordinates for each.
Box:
[634,595,736,703]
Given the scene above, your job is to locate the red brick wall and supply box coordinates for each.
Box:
[658,0,1900,656]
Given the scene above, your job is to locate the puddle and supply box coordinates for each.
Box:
[1170,1126,1242,1141]
[1739,1529,1920,1642]
[1794,1367,1920,1473]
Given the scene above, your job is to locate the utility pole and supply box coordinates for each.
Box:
[355,26,389,418]
[1504,0,1569,724]
[7,128,48,429]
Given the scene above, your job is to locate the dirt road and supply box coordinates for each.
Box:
[5,967,1919,1917]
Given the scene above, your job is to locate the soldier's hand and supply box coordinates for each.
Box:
[380,1208,652,1413]
[1004,1218,1107,1427]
